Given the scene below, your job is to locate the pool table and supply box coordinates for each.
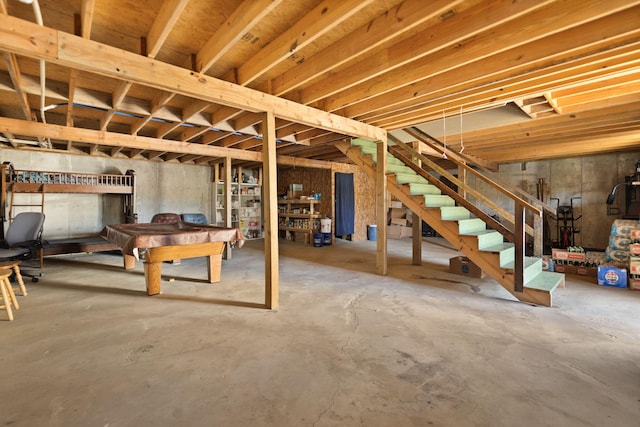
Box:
[101,222,244,295]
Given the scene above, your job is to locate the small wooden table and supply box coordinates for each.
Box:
[101,223,244,295]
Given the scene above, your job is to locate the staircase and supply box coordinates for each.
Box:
[336,138,564,307]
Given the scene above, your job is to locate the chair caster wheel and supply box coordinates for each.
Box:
[31,277,39,283]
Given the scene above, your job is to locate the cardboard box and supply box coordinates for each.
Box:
[576,266,598,277]
[552,248,586,263]
[390,217,408,226]
[553,264,577,275]
[389,208,406,219]
[628,277,640,290]
[449,256,486,278]
[629,257,640,275]
[629,243,640,256]
[390,201,403,209]
[400,225,413,238]
[597,266,628,288]
[294,232,309,244]
[387,225,404,239]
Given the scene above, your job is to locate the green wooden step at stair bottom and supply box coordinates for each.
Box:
[525,270,564,293]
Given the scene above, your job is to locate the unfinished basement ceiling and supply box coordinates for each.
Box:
[0,0,638,167]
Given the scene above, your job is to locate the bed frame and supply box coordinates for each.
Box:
[1,162,137,255]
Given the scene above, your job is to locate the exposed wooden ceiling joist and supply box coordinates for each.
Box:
[0,0,637,166]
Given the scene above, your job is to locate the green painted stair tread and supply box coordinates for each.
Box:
[370,154,405,166]
[387,163,415,174]
[457,218,486,234]
[461,229,504,249]
[502,257,544,282]
[424,194,455,207]
[440,206,471,220]
[410,183,442,196]
[351,138,375,148]
[502,257,542,271]
[525,271,564,293]
[395,173,427,184]
[482,242,515,253]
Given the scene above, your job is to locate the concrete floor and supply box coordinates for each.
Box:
[1,237,639,427]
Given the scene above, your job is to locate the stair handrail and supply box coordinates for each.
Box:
[387,135,534,242]
[405,127,556,216]
[388,136,532,292]
[386,139,515,242]
[389,135,535,238]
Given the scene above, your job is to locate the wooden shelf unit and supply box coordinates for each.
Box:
[278,199,321,244]
[214,182,263,239]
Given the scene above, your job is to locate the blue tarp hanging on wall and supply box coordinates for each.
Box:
[335,172,354,236]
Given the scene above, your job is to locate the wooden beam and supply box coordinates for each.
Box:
[196,0,283,73]
[0,117,262,161]
[2,52,32,120]
[300,0,554,106]
[330,0,638,113]
[0,14,384,142]
[101,81,133,130]
[147,0,190,58]
[131,91,176,134]
[356,10,638,125]
[81,0,96,39]
[237,0,377,86]
[262,111,279,310]
[270,0,460,96]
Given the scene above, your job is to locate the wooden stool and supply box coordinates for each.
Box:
[0,269,19,321]
[0,260,26,296]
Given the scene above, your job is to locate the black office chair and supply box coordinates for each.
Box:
[0,212,45,283]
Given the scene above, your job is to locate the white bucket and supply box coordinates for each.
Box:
[320,218,332,233]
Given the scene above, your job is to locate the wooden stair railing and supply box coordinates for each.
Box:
[403,127,557,256]
[335,137,565,305]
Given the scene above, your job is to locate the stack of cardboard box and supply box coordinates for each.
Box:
[387,201,412,239]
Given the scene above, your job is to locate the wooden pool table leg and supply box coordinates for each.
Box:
[207,254,223,283]
[123,254,136,270]
[144,261,162,295]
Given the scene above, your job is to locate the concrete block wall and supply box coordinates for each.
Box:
[0,151,212,239]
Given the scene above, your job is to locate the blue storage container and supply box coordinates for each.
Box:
[367,224,377,241]
[323,232,332,245]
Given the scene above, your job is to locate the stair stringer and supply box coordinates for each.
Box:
[335,141,556,306]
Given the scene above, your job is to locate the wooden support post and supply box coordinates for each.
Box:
[515,202,525,293]
[533,209,543,257]
[412,211,421,265]
[458,163,467,199]
[376,137,388,276]
[263,111,279,310]
[223,156,232,259]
